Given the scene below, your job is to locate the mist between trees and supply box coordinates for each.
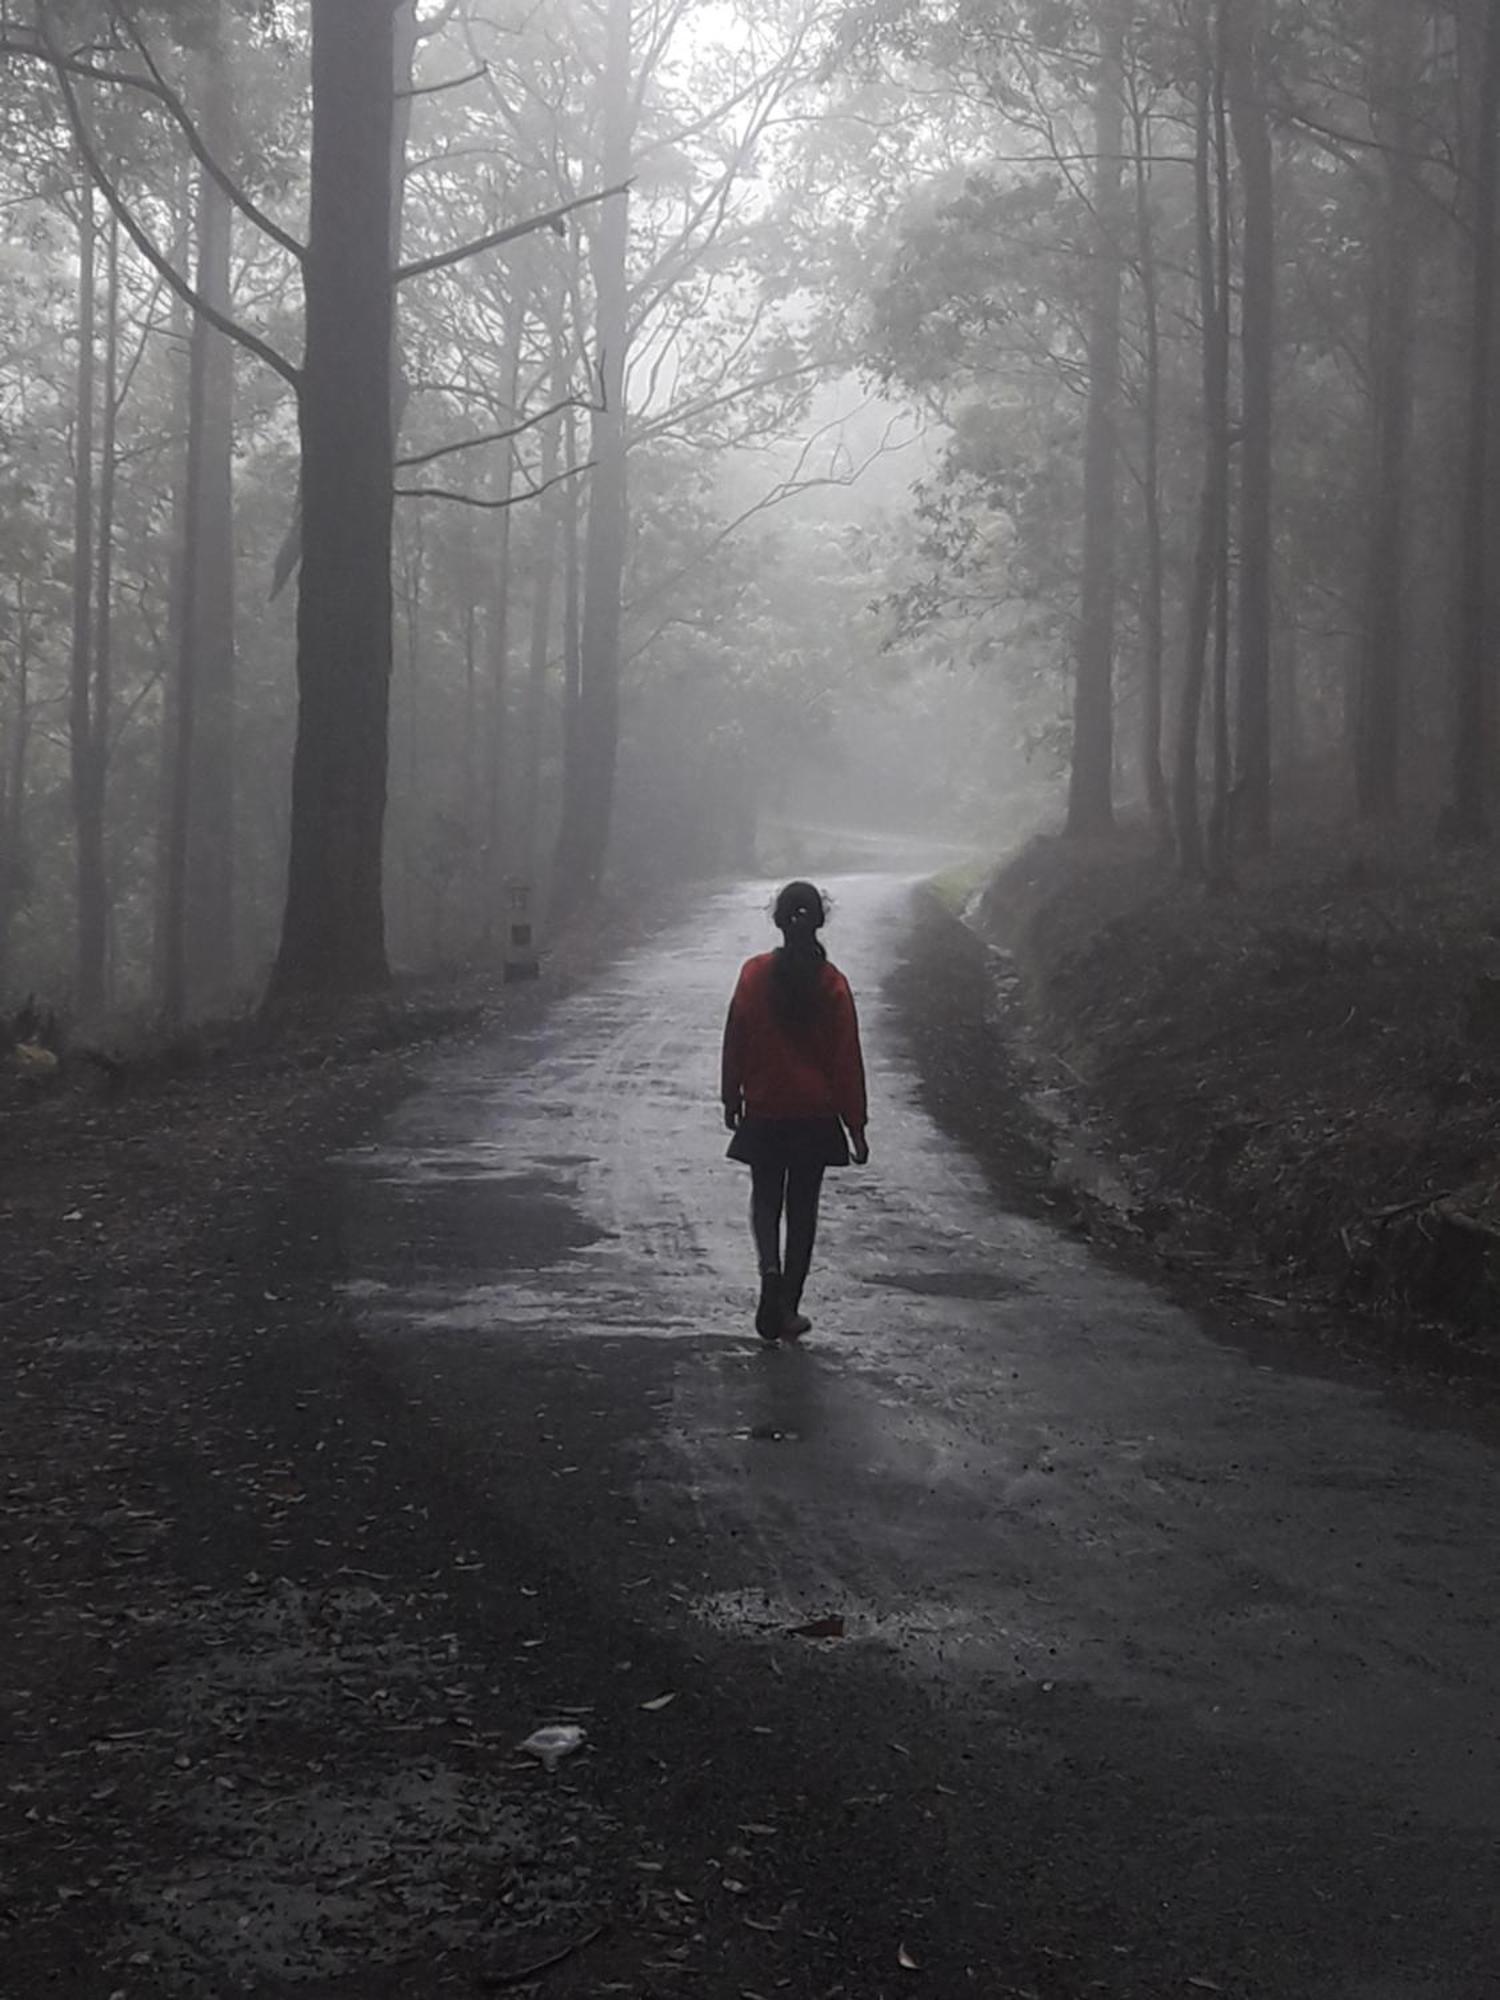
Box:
[0,0,1490,1022]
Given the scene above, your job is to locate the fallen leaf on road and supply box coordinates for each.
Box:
[641,1692,677,1712]
[898,1944,921,1970]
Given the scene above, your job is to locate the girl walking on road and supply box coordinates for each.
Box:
[721,881,869,1342]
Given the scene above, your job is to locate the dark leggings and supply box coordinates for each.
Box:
[750,1162,826,1308]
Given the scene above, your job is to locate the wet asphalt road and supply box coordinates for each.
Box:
[333,876,1500,1999]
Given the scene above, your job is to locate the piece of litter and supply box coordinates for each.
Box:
[640,1692,677,1712]
[517,1724,585,1772]
[898,1943,921,1970]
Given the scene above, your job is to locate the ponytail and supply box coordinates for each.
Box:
[769,881,829,1027]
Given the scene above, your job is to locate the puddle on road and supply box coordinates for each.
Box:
[356,1175,604,1281]
[868,1268,1030,1302]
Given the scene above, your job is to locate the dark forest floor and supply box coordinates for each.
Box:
[0,906,745,1998]
[962,821,1500,1383]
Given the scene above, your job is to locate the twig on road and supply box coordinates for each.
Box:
[477,1921,611,1989]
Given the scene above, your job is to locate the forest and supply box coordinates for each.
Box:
[10,6,1500,1991]
[0,0,1492,1021]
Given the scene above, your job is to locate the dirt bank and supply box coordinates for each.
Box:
[920,828,1500,1381]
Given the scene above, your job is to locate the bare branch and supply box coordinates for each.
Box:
[628,417,920,635]
[40,19,301,390]
[121,20,307,262]
[395,181,631,284]
[0,25,307,262]
[399,63,487,101]
[395,393,597,469]
[634,355,839,445]
[396,461,595,508]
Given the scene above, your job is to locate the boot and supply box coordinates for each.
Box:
[754,1270,785,1342]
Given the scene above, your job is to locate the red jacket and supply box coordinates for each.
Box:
[721,952,868,1129]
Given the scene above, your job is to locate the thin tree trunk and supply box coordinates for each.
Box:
[92,212,120,998]
[398,517,425,961]
[519,326,564,879]
[1130,79,1167,826]
[554,0,632,908]
[0,588,34,997]
[1356,0,1419,821]
[1174,25,1231,879]
[184,32,236,1011]
[555,394,583,911]
[1226,0,1276,854]
[1066,0,1127,839]
[153,174,193,1006]
[461,537,479,929]
[482,312,523,946]
[69,171,105,1019]
[1206,31,1234,884]
[269,0,397,1000]
[1449,0,1500,843]
[163,200,209,1026]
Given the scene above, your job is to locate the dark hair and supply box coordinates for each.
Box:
[770,880,828,1026]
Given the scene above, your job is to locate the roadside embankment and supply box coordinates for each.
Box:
[939,827,1500,1374]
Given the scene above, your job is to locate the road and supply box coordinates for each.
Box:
[333,875,1500,1999]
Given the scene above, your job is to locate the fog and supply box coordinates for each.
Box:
[0,0,1485,1014]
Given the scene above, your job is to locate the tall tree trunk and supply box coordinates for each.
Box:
[69,172,106,1019]
[93,212,120,997]
[555,394,583,909]
[183,34,237,1013]
[554,0,632,908]
[1174,24,1231,878]
[1449,0,1500,843]
[268,0,397,1000]
[1354,1,1419,818]
[0,588,34,997]
[1356,0,1419,821]
[1206,27,1234,884]
[1130,79,1167,826]
[153,174,193,1006]
[519,322,565,879]
[1226,0,1276,854]
[461,522,480,929]
[482,311,523,946]
[1066,0,1127,838]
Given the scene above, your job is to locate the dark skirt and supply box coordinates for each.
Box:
[727,1115,850,1172]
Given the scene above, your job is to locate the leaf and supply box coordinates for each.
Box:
[898,1944,920,1970]
[641,1692,678,1712]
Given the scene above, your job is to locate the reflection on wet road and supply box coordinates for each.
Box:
[339,876,1500,1849]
